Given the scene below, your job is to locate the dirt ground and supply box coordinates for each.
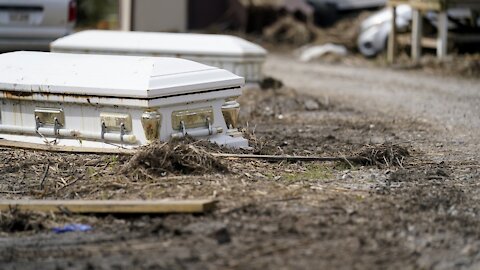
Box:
[0,53,479,270]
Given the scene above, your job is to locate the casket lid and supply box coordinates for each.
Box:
[0,51,244,99]
[51,30,267,58]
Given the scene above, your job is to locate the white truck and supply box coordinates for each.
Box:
[0,0,76,51]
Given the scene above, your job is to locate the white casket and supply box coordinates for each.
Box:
[0,51,248,149]
[50,30,267,84]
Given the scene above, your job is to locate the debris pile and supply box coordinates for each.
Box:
[297,43,348,62]
[122,139,228,177]
[313,11,372,50]
[263,15,316,45]
[420,54,480,78]
[355,143,410,167]
[0,208,45,233]
[259,76,284,90]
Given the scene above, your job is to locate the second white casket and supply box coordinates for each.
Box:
[50,30,267,84]
[0,51,248,149]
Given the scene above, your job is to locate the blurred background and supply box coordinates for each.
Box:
[0,0,479,73]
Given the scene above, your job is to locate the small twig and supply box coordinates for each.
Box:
[56,175,84,192]
[383,156,390,167]
[39,162,50,190]
[211,153,365,163]
[341,156,354,169]
[396,156,404,168]
[90,162,110,178]
[338,150,354,169]
[264,196,302,203]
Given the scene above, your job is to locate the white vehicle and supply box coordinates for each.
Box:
[0,0,76,51]
[0,51,248,149]
[51,30,267,84]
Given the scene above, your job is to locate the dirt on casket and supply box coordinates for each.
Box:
[0,70,479,270]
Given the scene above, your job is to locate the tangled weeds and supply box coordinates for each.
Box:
[355,143,410,167]
[0,208,45,233]
[121,139,228,177]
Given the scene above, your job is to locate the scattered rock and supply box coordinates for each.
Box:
[304,99,320,110]
[211,227,231,244]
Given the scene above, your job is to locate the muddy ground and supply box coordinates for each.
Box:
[0,54,479,270]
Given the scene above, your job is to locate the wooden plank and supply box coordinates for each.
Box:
[410,0,444,11]
[387,5,398,64]
[390,0,480,11]
[0,199,217,214]
[397,35,440,49]
[388,0,409,6]
[437,11,448,59]
[0,139,136,155]
[411,9,423,63]
[0,139,364,162]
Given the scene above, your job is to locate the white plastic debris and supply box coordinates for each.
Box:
[298,43,348,62]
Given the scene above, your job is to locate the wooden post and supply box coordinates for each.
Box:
[437,11,448,59]
[119,0,132,31]
[411,8,423,63]
[387,5,398,64]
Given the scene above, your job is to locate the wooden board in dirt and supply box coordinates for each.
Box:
[0,199,217,214]
[0,139,135,155]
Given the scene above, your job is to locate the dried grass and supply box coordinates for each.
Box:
[121,139,228,177]
[354,143,410,167]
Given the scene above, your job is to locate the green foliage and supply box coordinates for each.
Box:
[76,0,118,27]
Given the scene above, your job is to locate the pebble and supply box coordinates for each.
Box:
[304,99,320,110]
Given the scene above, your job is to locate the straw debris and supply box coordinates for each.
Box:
[354,143,410,167]
[122,139,228,177]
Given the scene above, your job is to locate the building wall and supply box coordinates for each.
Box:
[132,0,187,32]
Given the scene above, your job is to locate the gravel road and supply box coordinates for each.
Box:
[265,54,480,162]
